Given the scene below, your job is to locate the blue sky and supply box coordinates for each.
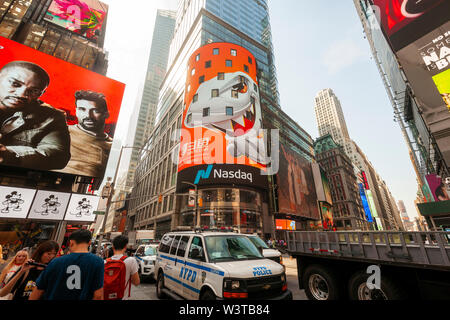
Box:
[101,0,419,219]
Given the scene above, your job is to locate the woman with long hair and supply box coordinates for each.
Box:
[0,241,59,301]
[0,249,29,289]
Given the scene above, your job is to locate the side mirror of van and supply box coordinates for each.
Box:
[258,246,264,256]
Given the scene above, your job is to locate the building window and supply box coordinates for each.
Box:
[213,48,219,55]
[231,90,238,98]
[248,57,253,64]
[187,113,192,123]
[199,75,205,84]
[187,84,190,92]
[211,89,219,98]
[244,64,249,73]
[203,107,210,117]
[217,72,225,80]
[193,94,198,103]
[191,68,196,76]
[196,54,200,61]
[226,60,232,67]
[226,107,233,116]
[231,49,237,56]
[254,84,258,92]
[205,60,211,68]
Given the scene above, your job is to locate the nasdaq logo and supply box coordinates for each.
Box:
[194,165,213,184]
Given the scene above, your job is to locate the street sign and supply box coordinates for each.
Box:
[94,211,105,216]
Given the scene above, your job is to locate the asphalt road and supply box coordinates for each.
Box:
[129,255,307,300]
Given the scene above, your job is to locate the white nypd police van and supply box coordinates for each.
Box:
[134,244,159,281]
[154,230,292,300]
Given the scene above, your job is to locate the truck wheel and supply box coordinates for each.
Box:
[348,271,407,300]
[303,264,341,300]
[200,289,216,300]
[156,271,168,299]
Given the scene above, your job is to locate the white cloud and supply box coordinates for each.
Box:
[322,38,366,74]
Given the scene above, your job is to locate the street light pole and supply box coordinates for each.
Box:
[182,181,199,229]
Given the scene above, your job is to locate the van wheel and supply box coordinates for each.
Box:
[303,265,341,300]
[156,271,167,299]
[200,289,216,300]
[348,271,408,300]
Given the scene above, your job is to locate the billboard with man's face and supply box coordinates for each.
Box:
[0,36,125,178]
[44,0,108,42]
[177,43,269,190]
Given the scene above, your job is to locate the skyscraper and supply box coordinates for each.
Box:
[126,10,176,190]
[128,0,316,238]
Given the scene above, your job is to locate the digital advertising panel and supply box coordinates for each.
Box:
[28,190,71,221]
[277,144,319,220]
[396,21,450,166]
[44,0,108,42]
[275,219,296,231]
[371,0,449,51]
[0,186,36,219]
[0,36,125,178]
[177,43,269,190]
[319,202,334,230]
[359,183,374,223]
[425,174,450,202]
[312,163,333,205]
[64,194,100,222]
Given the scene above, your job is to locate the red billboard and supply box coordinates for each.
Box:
[44,0,108,42]
[372,0,449,51]
[177,43,268,190]
[0,36,125,178]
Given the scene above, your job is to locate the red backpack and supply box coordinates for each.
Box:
[103,256,131,300]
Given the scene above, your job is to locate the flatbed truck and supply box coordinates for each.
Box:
[286,231,450,300]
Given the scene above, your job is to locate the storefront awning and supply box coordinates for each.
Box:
[417,200,450,216]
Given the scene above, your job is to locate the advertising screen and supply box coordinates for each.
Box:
[425,174,450,202]
[359,183,374,222]
[44,0,108,42]
[275,219,296,231]
[319,202,334,230]
[64,194,100,222]
[177,43,268,190]
[0,36,125,178]
[0,186,36,219]
[28,190,71,221]
[396,22,450,166]
[372,0,448,51]
[277,144,319,219]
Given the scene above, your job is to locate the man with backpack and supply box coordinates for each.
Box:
[103,235,139,300]
[29,230,104,300]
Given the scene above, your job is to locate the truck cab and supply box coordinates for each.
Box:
[154,230,292,300]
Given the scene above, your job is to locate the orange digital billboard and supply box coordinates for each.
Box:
[177,43,269,189]
[0,36,125,178]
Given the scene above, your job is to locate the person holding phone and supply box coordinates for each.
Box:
[0,240,59,301]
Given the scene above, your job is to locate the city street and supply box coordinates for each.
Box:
[129,255,307,300]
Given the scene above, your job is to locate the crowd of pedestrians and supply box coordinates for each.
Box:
[0,230,140,300]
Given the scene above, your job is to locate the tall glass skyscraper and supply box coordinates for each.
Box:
[126,10,176,190]
[128,0,315,238]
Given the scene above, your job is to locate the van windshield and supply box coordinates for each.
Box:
[205,236,264,262]
[144,247,157,256]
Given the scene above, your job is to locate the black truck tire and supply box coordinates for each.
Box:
[348,270,408,300]
[156,271,168,299]
[303,264,342,300]
[200,288,217,300]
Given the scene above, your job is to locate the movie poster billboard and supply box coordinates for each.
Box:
[44,0,108,42]
[319,202,334,230]
[0,186,36,219]
[0,36,125,178]
[277,144,319,219]
[312,163,333,205]
[28,191,71,221]
[64,194,100,222]
[359,183,374,223]
[425,174,450,202]
[371,0,448,51]
[177,43,269,190]
[396,22,450,166]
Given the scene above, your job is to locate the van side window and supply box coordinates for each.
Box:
[170,236,181,255]
[159,235,174,254]
[177,236,190,258]
[188,236,205,261]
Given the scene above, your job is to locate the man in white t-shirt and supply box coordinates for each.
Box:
[109,235,140,300]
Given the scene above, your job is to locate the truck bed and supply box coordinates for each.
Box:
[286,231,450,271]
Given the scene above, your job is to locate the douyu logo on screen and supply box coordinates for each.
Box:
[194,165,253,185]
